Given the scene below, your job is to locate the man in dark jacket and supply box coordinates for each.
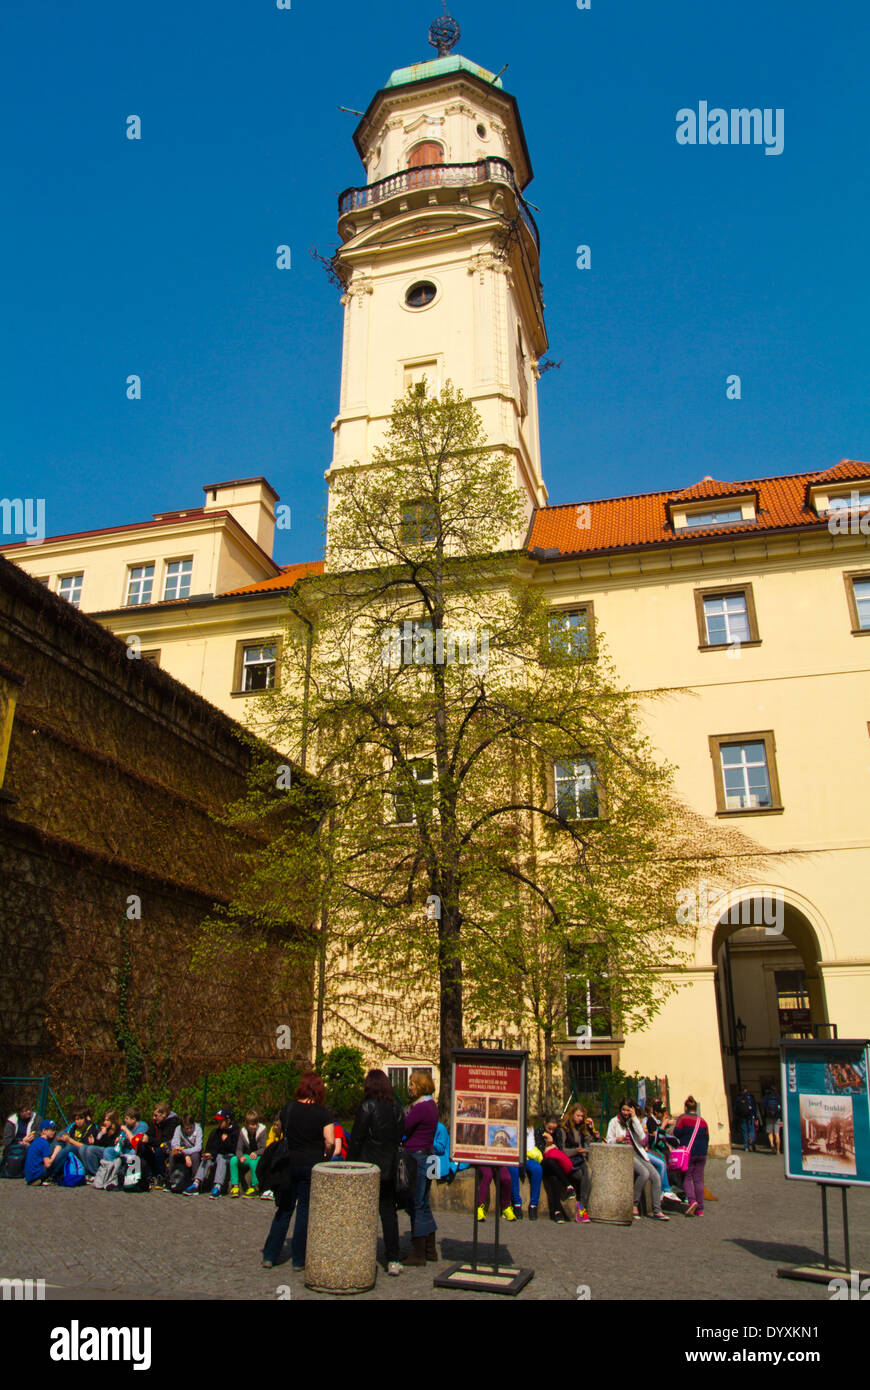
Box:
[349,1071,406,1275]
[185,1109,239,1197]
[733,1087,760,1151]
[148,1102,181,1187]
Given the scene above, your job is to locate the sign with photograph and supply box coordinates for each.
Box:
[450,1048,528,1167]
[780,1038,870,1187]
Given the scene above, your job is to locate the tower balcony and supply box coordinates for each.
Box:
[337,157,539,252]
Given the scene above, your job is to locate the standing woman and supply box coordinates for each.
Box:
[402,1070,439,1266]
[262,1073,336,1270]
[349,1069,406,1275]
[671,1096,709,1217]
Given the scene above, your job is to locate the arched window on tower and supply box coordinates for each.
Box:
[407,140,444,189]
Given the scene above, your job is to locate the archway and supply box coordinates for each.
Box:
[712,894,830,1130]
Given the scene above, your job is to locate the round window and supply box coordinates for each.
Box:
[405,281,438,309]
[476,123,487,139]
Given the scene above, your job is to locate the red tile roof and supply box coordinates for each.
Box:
[221,561,325,597]
[527,459,870,559]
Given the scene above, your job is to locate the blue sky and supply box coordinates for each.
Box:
[1,0,867,565]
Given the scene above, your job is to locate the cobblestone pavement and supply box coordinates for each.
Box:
[1,1153,867,1302]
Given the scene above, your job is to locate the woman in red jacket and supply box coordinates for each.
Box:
[671,1096,709,1216]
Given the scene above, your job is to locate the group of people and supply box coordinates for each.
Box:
[733,1084,783,1153]
[3,1079,710,1273]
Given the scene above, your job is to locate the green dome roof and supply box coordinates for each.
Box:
[385,54,503,90]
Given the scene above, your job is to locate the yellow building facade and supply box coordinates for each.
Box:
[4,42,869,1149]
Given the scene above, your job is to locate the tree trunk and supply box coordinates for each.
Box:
[438,904,463,1114]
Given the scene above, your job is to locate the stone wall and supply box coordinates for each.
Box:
[0,555,315,1097]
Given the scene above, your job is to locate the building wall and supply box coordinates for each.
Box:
[0,556,314,1097]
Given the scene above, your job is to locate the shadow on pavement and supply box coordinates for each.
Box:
[438,1237,517,1264]
[726,1238,821,1265]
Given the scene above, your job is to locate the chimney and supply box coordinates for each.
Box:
[202,478,279,557]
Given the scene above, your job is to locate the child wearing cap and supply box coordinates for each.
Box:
[185,1108,239,1198]
[23,1120,67,1185]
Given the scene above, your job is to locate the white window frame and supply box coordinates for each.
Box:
[162,557,193,602]
[393,757,435,825]
[57,573,83,607]
[125,563,155,607]
[241,643,278,692]
[702,592,751,646]
[553,756,599,821]
[720,741,773,811]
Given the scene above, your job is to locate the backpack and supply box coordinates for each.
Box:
[257,1139,291,1195]
[763,1093,780,1119]
[734,1094,753,1120]
[168,1162,191,1193]
[61,1152,86,1187]
[122,1155,150,1193]
[1,1143,26,1179]
[94,1156,123,1190]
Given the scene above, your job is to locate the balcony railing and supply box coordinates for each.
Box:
[338,157,539,250]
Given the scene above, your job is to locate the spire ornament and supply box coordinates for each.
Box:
[428,4,461,57]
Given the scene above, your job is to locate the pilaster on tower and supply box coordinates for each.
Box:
[326,27,549,548]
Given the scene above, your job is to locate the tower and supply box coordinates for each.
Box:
[326,15,549,544]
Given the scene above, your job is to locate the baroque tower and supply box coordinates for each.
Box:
[326,16,549,545]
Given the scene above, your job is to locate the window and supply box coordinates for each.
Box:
[566,946,612,1038]
[775,970,812,1037]
[36,577,50,586]
[57,574,83,607]
[844,572,870,633]
[387,1065,432,1099]
[383,618,434,667]
[827,490,870,512]
[548,607,592,659]
[694,586,760,648]
[125,564,154,606]
[709,732,782,814]
[405,282,437,309]
[401,499,437,545]
[553,756,599,820]
[163,558,192,601]
[140,650,161,666]
[403,360,439,395]
[393,758,434,825]
[683,508,744,529]
[233,640,280,694]
[568,1053,615,1094]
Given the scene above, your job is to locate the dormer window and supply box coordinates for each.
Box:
[669,492,757,532]
[682,507,744,529]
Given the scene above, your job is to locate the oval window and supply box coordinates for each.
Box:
[405,281,438,309]
[476,123,487,139]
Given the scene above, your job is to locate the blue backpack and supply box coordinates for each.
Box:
[61,1152,86,1187]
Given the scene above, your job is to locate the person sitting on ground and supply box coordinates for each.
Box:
[231,1109,266,1197]
[476,1165,516,1222]
[3,1100,42,1155]
[559,1104,597,1223]
[65,1109,122,1178]
[148,1101,181,1188]
[168,1114,202,1189]
[187,1108,239,1198]
[534,1116,577,1223]
[58,1106,98,1150]
[606,1098,669,1221]
[349,1069,406,1276]
[671,1096,709,1217]
[24,1119,67,1185]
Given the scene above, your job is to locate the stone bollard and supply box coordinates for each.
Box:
[587,1143,634,1225]
[304,1161,381,1294]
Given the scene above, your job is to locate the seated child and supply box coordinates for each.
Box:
[186,1108,238,1198]
[168,1113,202,1189]
[230,1109,266,1196]
[24,1119,67,1185]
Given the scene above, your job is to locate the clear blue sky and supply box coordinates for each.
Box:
[1,0,867,565]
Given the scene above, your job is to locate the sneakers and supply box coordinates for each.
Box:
[229,1185,240,1198]
[576,1207,591,1223]
[243,1187,259,1198]
[685,1201,699,1217]
[551,1210,567,1223]
[512,1203,524,1221]
[387,1261,403,1276]
[528,1205,538,1221]
[476,1205,487,1222]
[503,1206,517,1221]
[260,1189,273,1200]
[183,1183,199,1195]
[262,1259,273,1269]
[209,1186,221,1200]
[652,1212,671,1220]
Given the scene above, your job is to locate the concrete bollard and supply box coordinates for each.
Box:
[304,1161,381,1294]
[587,1143,634,1225]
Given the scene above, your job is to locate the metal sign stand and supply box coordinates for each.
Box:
[777,1182,868,1285]
[433,1165,534,1295]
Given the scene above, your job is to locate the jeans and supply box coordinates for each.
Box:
[740,1118,756,1150]
[78,1144,107,1176]
[262,1165,314,1266]
[408,1150,436,1237]
[683,1156,706,1210]
[644,1149,673,1194]
[379,1177,400,1263]
[510,1159,543,1208]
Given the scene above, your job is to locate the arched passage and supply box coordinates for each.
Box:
[712,894,830,1121]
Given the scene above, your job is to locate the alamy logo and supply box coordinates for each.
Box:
[49,1321,152,1371]
[0,497,46,545]
[676,103,784,156]
[382,621,490,672]
[0,1277,45,1300]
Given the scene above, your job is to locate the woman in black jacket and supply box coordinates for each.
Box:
[349,1069,406,1275]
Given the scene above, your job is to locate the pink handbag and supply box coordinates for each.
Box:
[668,1118,701,1173]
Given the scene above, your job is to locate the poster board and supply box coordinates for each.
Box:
[449,1048,528,1167]
[780,1038,870,1187]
